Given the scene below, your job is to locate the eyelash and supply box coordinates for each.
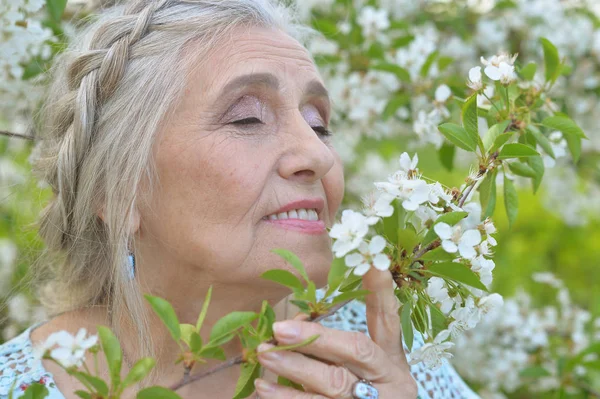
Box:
[231,117,333,137]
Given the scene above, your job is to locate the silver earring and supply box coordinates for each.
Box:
[127,245,136,280]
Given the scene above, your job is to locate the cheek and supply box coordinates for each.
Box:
[150,136,269,246]
[324,156,345,225]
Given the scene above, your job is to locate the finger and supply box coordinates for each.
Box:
[362,267,409,369]
[257,343,358,398]
[272,320,396,382]
[254,378,327,399]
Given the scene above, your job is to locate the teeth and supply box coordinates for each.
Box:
[297,209,308,220]
[266,208,320,221]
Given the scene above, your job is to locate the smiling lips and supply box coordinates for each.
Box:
[262,199,326,234]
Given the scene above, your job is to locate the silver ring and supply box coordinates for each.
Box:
[351,379,379,399]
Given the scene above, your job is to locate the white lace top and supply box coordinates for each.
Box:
[0,300,480,398]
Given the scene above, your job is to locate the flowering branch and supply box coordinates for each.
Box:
[167,298,354,392]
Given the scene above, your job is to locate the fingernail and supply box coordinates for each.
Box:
[255,378,275,393]
[273,321,298,340]
[257,343,280,361]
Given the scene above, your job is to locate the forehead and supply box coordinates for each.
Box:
[190,26,322,97]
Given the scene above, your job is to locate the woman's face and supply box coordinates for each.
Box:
[140,26,344,290]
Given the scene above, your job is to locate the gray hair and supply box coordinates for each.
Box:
[30,0,315,362]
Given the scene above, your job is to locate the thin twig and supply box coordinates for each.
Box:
[168,298,355,391]
[0,130,34,141]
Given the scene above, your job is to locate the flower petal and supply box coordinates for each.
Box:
[434,223,453,240]
[372,253,391,270]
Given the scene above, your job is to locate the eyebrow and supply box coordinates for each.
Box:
[219,72,330,102]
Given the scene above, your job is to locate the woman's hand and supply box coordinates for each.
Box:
[255,268,418,398]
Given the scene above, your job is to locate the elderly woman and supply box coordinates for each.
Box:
[0,1,479,398]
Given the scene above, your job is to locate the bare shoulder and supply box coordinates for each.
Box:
[29,308,110,399]
[30,307,109,345]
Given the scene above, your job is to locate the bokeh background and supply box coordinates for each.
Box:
[1,0,599,398]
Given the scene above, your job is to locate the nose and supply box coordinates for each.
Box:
[277,112,336,183]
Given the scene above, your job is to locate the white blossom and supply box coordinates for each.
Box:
[36,328,98,369]
[344,235,391,275]
[434,223,482,259]
[484,62,516,85]
[409,329,454,369]
[330,210,373,257]
[427,277,455,314]
[467,66,483,90]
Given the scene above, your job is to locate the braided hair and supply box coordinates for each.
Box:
[29,0,314,362]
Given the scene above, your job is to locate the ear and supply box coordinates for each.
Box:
[128,208,141,236]
[97,205,141,236]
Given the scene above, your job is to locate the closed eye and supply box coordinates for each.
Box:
[312,126,332,137]
[231,117,263,125]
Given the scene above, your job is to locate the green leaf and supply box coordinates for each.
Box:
[490,132,513,153]
[271,249,309,283]
[22,383,49,399]
[370,62,411,82]
[189,331,202,352]
[233,362,261,399]
[382,93,410,120]
[330,289,371,305]
[482,121,511,152]
[519,62,537,80]
[196,285,213,332]
[263,334,320,352]
[338,273,362,292]
[479,171,497,218]
[508,162,537,178]
[461,94,480,147]
[137,387,183,399]
[289,299,310,312]
[400,303,414,351]
[72,372,109,397]
[200,346,226,360]
[427,263,488,291]
[519,366,551,378]
[397,227,419,255]
[436,211,469,226]
[122,357,156,389]
[180,324,196,349]
[261,269,305,292]
[420,51,438,77]
[498,143,539,159]
[326,257,348,297]
[418,247,456,262]
[541,115,587,139]
[429,304,447,337]
[97,326,122,388]
[74,391,92,399]
[256,300,276,340]
[145,295,181,342]
[46,0,67,22]
[277,376,304,391]
[540,38,561,83]
[527,126,555,159]
[381,200,403,245]
[438,142,455,171]
[527,156,545,193]
[504,174,519,228]
[209,312,258,347]
[564,134,582,163]
[438,123,477,152]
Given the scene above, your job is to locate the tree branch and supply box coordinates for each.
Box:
[168,298,355,391]
[0,130,34,141]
